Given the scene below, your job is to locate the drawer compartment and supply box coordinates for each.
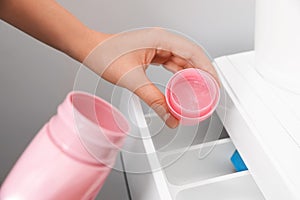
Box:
[160,139,236,186]
[176,172,264,200]
[119,90,264,200]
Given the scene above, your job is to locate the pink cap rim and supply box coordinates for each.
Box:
[165,69,220,123]
[168,69,218,117]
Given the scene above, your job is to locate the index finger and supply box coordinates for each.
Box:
[151,28,220,85]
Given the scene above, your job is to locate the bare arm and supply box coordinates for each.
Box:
[0,1,219,128]
[0,0,108,62]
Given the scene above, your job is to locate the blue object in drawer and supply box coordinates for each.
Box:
[231,150,248,172]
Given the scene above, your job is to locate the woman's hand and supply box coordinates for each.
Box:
[0,0,219,128]
[84,28,219,128]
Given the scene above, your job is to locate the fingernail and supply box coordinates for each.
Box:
[151,104,179,128]
[165,114,179,128]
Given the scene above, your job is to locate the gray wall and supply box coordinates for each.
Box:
[0,0,255,198]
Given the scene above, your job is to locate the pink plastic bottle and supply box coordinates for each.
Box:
[0,91,130,200]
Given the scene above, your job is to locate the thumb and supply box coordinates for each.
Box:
[134,81,179,128]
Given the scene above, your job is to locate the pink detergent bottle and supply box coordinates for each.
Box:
[0,91,130,200]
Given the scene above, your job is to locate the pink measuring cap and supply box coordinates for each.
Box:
[166,68,220,125]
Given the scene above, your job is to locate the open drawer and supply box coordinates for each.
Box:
[119,89,265,200]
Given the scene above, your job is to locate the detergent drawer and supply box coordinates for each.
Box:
[119,90,265,200]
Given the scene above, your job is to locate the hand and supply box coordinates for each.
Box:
[0,0,219,128]
[84,28,219,128]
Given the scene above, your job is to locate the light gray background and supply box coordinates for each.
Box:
[0,0,255,199]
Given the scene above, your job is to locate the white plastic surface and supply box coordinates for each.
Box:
[161,139,235,186]
[120,90,264,200]
[215,51,300,200]
[255,0,300,93]
[176,172,264,200]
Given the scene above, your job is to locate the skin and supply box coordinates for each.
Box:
[0,0,219,128]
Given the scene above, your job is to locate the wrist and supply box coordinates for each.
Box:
[66,28,112,63]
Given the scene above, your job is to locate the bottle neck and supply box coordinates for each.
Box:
[48,91,129,167]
